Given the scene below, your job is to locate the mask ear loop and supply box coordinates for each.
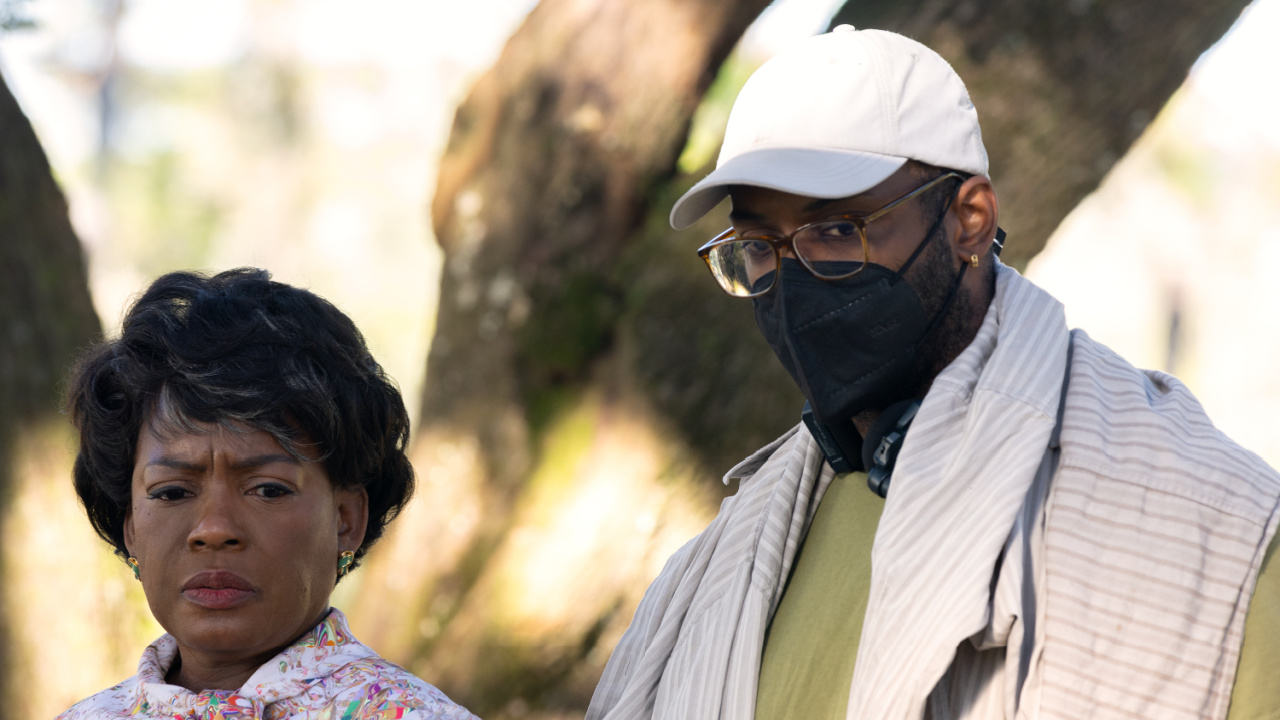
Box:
[919,256,969,340]
[891,188,958,283]
[888,183,970,353]
[913,193,973,347]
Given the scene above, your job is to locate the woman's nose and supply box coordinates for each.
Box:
[187,489,244,550]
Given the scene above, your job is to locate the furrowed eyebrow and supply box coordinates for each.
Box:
[145,453,300,472]
[146,458,205,471]
[227,454,300,471]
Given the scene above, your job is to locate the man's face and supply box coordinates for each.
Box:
[727,164,978,418]
[727,165,950,278]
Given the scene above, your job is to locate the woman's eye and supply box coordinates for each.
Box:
[251,483,293,499]
[147,486,192,502]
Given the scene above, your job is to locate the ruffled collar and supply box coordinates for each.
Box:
[129,607,375,718]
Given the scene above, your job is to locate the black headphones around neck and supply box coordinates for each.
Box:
[861,398,922,498]
[801,397,922,499]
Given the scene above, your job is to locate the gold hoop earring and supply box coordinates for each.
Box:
[127,557,140,581]
[337,550,355,577]
[969,254,980,268]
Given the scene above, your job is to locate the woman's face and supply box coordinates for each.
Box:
[124,417,367,674]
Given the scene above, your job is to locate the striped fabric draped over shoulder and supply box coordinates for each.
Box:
[845,265,1070,720]
[586,263,1280,720]
[587,426,835,720]
[1029,336,1280,720]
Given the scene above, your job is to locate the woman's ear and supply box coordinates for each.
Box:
[336,486,369,552]
[123,504,135,556]
[950,175,999,262]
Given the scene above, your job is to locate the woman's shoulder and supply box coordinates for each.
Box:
[55,675,142,719]
[305,653,479,719]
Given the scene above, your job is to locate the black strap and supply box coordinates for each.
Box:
[992,227,1007,257]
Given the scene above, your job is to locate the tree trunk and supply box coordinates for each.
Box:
[347,0,775,716]
[0,71,102,715]
[828,0,1251,268]
[424,0,774,470]
[0,73,100,431]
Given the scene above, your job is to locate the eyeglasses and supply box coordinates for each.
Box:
[696,172,962,297]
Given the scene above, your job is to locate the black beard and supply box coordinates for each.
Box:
[860,224,976,419]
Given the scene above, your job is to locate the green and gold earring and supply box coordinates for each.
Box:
[337,551,355,578]
[127,556,140,581]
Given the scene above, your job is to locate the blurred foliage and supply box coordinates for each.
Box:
[1150,101,1220,206]
[0,0,35,32]
[108,149,224,272]
[102,63,304,275]
[676,52,757,175]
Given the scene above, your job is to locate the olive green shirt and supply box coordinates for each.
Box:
[755,472,1280,720]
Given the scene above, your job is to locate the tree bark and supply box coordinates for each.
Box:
[348,0,776,715]
[828,0,1251,268]
[426,0,774,464]
[0,71,101,714]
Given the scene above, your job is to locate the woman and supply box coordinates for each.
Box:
[59,269,479,719]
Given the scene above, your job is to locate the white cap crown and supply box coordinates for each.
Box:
[671,26,988,229]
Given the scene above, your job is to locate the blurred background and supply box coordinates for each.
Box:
[1,0,1277,717]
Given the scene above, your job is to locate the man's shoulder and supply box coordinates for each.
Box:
[1038,333,1280,720]
[1064,332,1280,497]
[630,421,825,607]
[720,423,805,487]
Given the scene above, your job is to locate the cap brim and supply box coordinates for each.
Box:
[669,148,908,229]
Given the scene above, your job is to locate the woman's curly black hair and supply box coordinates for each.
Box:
[66,268,414,575]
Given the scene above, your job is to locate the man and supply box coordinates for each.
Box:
[587,26,1279,720]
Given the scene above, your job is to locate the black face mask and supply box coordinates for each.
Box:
[752,205,967,423]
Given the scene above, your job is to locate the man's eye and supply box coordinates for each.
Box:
[814,221,859,239]
[147,486,192,502]
[251,483,293,499]
[741,240,774,259]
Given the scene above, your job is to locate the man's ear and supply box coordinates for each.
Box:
[949,175,999,262]
[336,486,369,552]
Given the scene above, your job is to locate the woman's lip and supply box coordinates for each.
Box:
[181,570,257,609]
[183,570,254,592]
[183,587,255,609]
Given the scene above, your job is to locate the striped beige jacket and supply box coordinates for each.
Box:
[587,265,1280,720]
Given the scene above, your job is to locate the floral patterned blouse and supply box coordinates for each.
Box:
[57,608,479,719]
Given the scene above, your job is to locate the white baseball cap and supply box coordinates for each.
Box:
[670,25,988,230]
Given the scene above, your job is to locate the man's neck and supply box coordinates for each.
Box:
[851,270,995,440]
